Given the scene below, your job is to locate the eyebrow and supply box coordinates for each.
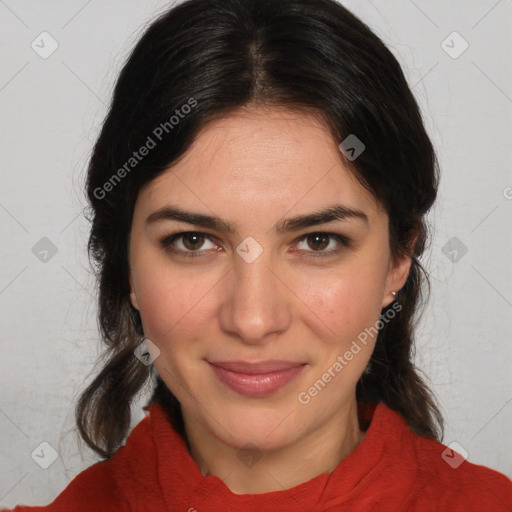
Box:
[146,204,369,233]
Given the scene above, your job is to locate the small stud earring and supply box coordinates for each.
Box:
[391,291,397,298]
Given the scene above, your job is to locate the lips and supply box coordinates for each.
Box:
[208,360,306,397]
[210,360,304,373]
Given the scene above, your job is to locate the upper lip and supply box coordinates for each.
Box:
[208,360,306,374]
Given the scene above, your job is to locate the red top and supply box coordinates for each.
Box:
[6,402,511,511]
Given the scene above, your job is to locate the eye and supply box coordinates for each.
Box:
[160,231,350,259]
[160,231,219,257]
[295,233,350,256]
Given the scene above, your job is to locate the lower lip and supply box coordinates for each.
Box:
[209,363,305,397]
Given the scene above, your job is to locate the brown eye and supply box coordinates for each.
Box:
[306,233,329,251]
[160,231,219,258]
[181,232,206,251]
[295,232,350,257]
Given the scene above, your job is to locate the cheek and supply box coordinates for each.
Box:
[296,260,385,341]
[306,277,354,326]
[133,262,220,347]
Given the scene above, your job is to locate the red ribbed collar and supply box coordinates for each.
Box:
[141,401,417,510]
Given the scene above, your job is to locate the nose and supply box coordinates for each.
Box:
[219,247,292,345]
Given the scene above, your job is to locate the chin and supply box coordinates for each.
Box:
[204,402,305,452]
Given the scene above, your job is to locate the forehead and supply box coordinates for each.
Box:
[140,106,381,220]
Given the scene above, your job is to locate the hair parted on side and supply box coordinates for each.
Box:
[77,0,443,459]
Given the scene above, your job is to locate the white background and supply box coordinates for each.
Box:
[1,0,511,507]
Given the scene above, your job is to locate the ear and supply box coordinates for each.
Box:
[129,273,139,310]
[130,292,139,310]
[381,252,413,309]
[381,229,418,309]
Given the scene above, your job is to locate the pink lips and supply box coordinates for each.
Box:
[208,360,306,397]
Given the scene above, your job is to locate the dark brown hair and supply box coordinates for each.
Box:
[77,0,443,458]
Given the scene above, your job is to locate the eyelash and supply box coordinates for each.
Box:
[159,231,351,259]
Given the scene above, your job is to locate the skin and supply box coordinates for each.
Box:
[129,105,412,494]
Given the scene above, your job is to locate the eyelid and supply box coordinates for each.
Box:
[159,230,351,257]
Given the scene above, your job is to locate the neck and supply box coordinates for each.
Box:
[182,398,364,494]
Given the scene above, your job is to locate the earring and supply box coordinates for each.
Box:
[391,291,397,298]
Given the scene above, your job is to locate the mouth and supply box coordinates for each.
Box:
[208,360,306,397]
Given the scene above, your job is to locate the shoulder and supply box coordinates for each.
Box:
[2,456,129,511]
[2,413,155,511]
[409,430,512,510]
[370,403,511,510]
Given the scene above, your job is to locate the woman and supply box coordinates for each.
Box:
[5,0,511,510]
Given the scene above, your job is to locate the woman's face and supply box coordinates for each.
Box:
[129,106,411,451]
